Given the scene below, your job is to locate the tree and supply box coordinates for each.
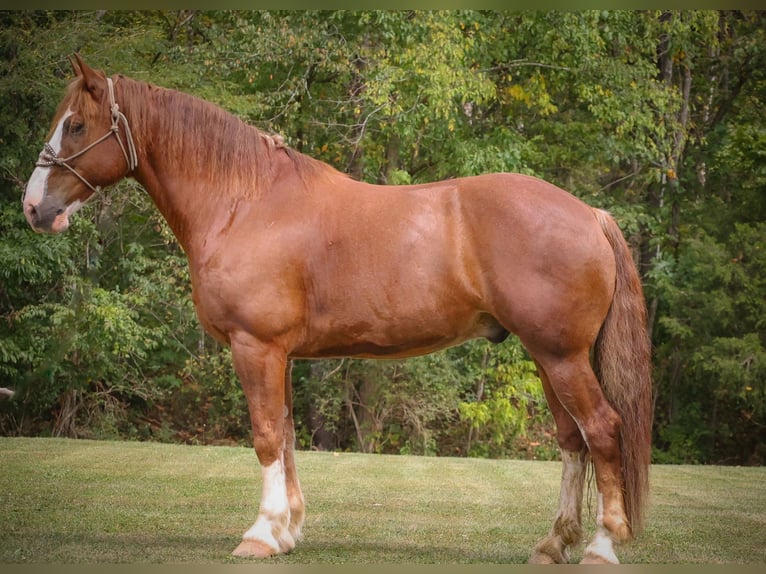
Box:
[0,12,205,437]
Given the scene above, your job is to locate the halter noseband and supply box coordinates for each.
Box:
[36,77,138,194]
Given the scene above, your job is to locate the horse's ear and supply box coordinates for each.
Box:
[69,52,106,99]
[68,53,82,76]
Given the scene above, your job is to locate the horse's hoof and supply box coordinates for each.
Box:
[232,538,279,558]
[581,552,619,564]
[528,551,558,564]
[528,538,569,564]
[603,515,632,544]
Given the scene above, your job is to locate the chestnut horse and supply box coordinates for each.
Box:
[23,54,652,564]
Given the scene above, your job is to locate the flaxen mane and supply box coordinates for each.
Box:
[72,73,339,197]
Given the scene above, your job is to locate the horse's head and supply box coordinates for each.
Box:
[23,54,137,233]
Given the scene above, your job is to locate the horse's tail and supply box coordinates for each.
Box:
[592,208,653,538]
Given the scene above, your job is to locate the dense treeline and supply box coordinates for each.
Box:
[1,11,764,464]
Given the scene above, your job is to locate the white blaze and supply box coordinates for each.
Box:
[24,109,72,206]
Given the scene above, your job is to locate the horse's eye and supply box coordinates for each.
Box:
[64,117,85,136]
[70,122,85,136]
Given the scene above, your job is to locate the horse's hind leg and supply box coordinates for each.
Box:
[535,352,627,564]
[529,363,588,564]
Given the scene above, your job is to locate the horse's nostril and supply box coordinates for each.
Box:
[56,208,64,215]
[23,202,41,229]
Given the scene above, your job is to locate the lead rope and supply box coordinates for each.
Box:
[106,77,138,172]
[36,77,138,193]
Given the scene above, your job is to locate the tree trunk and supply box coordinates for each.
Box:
[379,130,400,184]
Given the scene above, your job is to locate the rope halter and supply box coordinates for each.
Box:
[36,77,138,194]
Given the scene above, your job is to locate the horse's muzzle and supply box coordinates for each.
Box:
[23,198,69,233]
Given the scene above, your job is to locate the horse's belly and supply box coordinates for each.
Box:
[290,311,508,360]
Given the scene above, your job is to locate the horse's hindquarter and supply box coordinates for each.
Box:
[460,173,616,355]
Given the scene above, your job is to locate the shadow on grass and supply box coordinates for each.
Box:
[8,530,536,564]
[267,539,532,564]
[7,533,235,564]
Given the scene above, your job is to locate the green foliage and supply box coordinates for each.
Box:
[290,339,552,459]
[168,347,251,445]
[458,341,548,458]
[653,223,766,463]
[1,11,764,465]
[294,353,463,456]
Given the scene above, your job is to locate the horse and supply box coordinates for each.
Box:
[23,54,653,564]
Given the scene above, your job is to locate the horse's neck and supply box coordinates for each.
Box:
[127,87,233,257]
[123,79,332,259]
[131,156,217,264]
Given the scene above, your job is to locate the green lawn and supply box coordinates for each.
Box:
[1,437,764,564]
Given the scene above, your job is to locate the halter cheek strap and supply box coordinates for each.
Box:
[35,77,138,194]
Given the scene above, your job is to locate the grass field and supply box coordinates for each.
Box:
[1,437,764,564]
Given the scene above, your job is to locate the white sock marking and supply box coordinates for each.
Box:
[584,527,619,563]
[559,450,585,520]
[583,492,619,563]
[242,458,292,551]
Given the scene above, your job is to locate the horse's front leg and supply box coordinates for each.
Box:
[229,333,296,558]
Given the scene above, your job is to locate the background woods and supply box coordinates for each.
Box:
[1,10,764,465]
